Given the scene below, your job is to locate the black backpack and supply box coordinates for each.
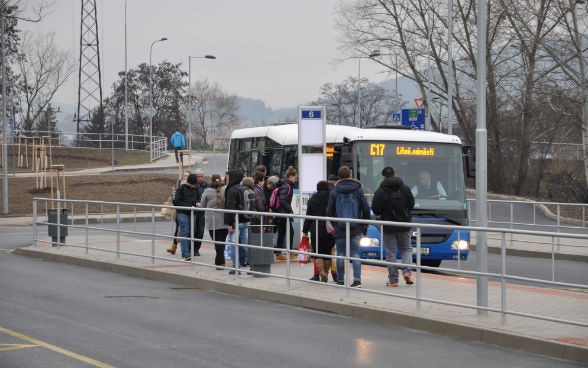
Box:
[388,189,411,222]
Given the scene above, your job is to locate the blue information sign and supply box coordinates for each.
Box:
[401,108,426,130]
[301,110,322,119]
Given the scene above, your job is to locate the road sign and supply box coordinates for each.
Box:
[392,112,401,123]
[300,110,322,119]
[401,108,426,130]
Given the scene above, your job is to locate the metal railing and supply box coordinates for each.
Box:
[7,130,168,154]
[31,197,588,330]
[467,198,588,253]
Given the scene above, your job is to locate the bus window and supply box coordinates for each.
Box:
[270,149,283,177]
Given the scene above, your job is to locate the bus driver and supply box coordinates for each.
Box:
[411,170,447,200]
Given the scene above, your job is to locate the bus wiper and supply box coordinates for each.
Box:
[412,212,462,226]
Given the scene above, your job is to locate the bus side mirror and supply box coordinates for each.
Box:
[340,145,353,168]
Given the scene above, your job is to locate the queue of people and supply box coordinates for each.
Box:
[166,163,418,288]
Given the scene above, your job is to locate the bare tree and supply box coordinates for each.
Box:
[187,79,238,149]
[335,0,582,196]
[17,31,74,131]
[316,76,401,126]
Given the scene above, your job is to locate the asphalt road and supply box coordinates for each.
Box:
[0,250,583,368]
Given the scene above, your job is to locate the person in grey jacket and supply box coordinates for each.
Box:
[200,173,228,269]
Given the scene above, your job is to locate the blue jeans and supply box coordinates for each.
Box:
[228,222,249,269]
[192,212,205,252]
[335,235,361,283]
[177,212,191,257]
[382,231,412,283]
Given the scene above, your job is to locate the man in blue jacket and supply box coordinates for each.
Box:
[326,166,371,288]
[170,129,186,163]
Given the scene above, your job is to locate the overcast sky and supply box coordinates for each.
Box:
[20,0,389,110]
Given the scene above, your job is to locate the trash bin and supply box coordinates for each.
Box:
[47,208,68,246]
[247,225,275,277]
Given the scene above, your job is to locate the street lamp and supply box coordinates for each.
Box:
[187,54,216,154]
[357,50,382,128]
[368,49,400,113]
[148,36,168,162]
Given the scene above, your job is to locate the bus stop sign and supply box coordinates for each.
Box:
[401,108,426,130]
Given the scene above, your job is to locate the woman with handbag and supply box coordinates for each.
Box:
[302,180,335,282]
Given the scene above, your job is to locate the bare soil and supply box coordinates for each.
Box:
[2,173,178,217]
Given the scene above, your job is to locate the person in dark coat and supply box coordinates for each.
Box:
[224,168,248,273]
[372,166,415,287]
[302,180,335,282]
[274,166,297,261]
[173,173,198,260]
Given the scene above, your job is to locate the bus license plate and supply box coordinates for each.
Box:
[412,247,430,255]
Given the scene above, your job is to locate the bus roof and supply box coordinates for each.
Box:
[230,124,462,145]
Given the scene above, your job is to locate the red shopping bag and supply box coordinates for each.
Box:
[297,236,311,264]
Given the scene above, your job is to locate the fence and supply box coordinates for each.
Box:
[5,130,168,157]
[30,197,588,332]
[467,198,588,257]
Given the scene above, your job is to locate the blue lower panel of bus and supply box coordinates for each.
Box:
[359,224,469,264]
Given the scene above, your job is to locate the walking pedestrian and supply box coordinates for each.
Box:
[326,166,371,288]
[372,166,415,287]
[170,129,186,163]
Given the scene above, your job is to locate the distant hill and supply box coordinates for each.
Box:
[236,97,298,125]
[53,76,420,131]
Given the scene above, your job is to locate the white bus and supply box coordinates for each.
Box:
[228,124,470,267]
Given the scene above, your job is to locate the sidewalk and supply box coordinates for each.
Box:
[12,233,588,364]
[7,152,205,178]
[3,153,588,363]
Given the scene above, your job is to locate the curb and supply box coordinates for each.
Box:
[12,247,588,364]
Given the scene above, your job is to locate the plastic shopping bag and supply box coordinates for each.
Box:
[224,234,234,260]
[297,236,311,264]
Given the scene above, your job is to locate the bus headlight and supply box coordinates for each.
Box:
[451,240,469,250]
[360,237,379,247]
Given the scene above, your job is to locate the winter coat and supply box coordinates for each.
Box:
[170,131,185,148]
[201,184,227,231]
[302,189,334,255]
[372,176,415,233]
[274,178,294,214]
[223,169,244,227]
[173,183,198,216]
[326,178,371,239]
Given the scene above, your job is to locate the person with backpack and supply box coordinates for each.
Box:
[326,166,371,288]
[372,166,416,287]
[223,169,250,274]
[272,166,298,261]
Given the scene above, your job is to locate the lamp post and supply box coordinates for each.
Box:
[356,50,382,128]
[148,37,167,162]
[187,54,216,154]
[369,49,400,114]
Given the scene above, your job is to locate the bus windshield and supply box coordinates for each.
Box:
[353,141,466,211]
